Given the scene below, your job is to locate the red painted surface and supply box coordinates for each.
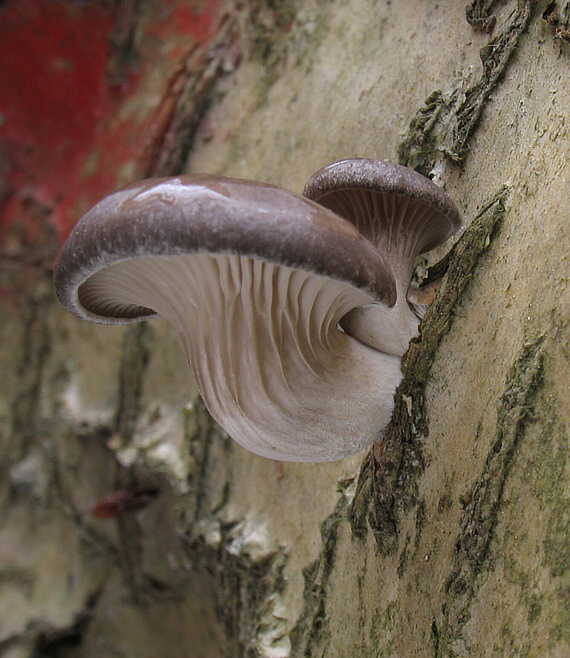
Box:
[148,1,222,48]
[0,0,222,242]
[91,488,159,519]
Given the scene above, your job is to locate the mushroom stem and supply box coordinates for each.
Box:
[319,198,424,356]
[339,296,419,356]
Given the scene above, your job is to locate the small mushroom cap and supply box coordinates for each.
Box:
[54,174,396,323]
[303,158,463,258]
[304,159,463,356]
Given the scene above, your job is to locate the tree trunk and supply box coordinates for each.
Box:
[1,1,568,656]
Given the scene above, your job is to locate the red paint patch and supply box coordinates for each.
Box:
[147,0,221,42]
[91,488,159,519]
[0,0,224,242]
[0,0,122,239]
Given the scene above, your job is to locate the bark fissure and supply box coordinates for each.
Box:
[11,278,54,445]
[147,13,242,178]
[437,338,546,655]
[350,188,510,555]
[115,324,153,443]
[290,486,353,657]
[185,522,289,658]
[542,0,570,44]
[465,0,503,32]
[183,397,232,524]
[399,0,535,174]
[178,399,293,657]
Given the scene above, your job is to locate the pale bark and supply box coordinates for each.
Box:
[1,1,569,656]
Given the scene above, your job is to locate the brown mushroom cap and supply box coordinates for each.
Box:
[54,174,404,462]
[303,159,463,357]
[303,158,463,272]
[54,175,396,323]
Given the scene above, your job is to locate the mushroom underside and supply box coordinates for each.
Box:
[78,253,403,461]
[307,190,455,266]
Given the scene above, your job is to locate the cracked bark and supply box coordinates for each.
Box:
[1,1,568,656]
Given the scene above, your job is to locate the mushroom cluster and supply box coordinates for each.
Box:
[54,159,462,462]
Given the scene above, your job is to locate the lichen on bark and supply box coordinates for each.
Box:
[399,0,535,175]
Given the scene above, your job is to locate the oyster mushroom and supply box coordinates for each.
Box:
[54,165,461,462]
[303,159,463,356]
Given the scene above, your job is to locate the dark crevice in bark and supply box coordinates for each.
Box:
[108,322,154,599]
[183,397,232,524]
[290,488,352,658]
[114,323,153,443]
[2,253,57,511]
[106,0,143,87]
[146,12,242,178]
[465,0,506,32]
[183,521,289,658]
[31,591,100,658]
[177,400,288,657]
[542,1,570,44]
[11,285,53,444]
[6,207,60,451]
[350,188,510,555]
[438,338,545,655]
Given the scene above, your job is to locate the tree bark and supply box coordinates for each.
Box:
[1,1,568,656]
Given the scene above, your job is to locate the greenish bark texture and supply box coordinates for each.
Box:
[1,1,568,657]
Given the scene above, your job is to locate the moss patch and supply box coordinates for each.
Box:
[399,1,535,174]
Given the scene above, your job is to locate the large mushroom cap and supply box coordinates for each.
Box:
[54,174,403,462]
[303,158,463,260]
[54,175,396,324]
